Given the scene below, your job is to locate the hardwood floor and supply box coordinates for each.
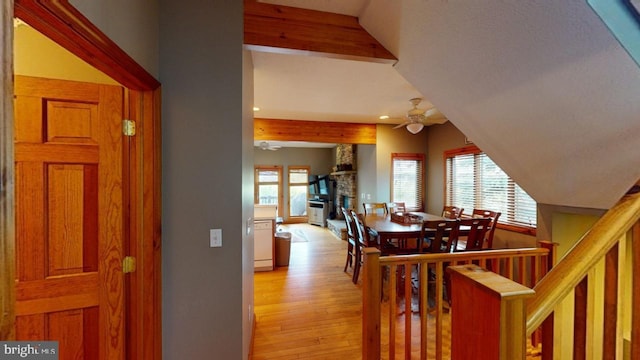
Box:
[252,224,362,359]
[251,223,541,359]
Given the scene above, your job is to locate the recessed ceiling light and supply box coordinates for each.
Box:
[379,115,389,120]
[253,107,260,112]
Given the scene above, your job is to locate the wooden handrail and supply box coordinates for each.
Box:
[362,246,549,359]
[376,247,548,266]
[526,182,640,334]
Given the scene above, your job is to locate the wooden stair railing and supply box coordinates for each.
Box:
[444,183,640,359]
[444,182,640,359]
[526,184,640,332]
[447,264,535,359]
[362,246,551,360]
[523,183,640,359]
[363,184,640,359]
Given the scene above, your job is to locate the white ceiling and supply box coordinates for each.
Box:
[252,0,640,210]
[252,0,430,127]
[252,51,425,124]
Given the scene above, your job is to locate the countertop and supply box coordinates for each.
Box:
[254,204,277,221]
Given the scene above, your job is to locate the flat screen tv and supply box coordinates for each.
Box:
[308,175,319,195]
[317,175,330,195]
[308,174,330,197]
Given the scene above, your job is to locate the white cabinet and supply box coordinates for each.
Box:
[308,200,329,227]
[254,219,274,271]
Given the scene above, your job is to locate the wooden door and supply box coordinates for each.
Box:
[14,75,125,359]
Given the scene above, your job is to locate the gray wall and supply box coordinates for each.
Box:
[159,1,247,359]
[374,124,430,206]
[357,144,376,207]
[254,146,335,220]
[426,121,467,215]
[70,0,159,77]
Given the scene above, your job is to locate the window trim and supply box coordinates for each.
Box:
[254,165,283,217]
[391,153,425,212]
[443,145,537,236]
[287,165,310,222]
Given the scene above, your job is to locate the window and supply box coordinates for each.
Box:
[255,166,283,216]
[445,146,537,231]
[288,166,309,218]
[391,153,424,211]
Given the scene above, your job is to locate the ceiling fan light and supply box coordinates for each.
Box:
[406,123,424,134]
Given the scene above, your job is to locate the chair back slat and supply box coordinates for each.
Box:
[442,206,464,219]
[471,209,501,248]
[418,219,460,253]
[341,207,356,240]
[363,202,389,216]
[457,217,492,251]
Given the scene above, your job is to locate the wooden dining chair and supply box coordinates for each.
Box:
[417,219,460,308]
[417,219,460,254]
[363,202,388,216]
[387,201,406,213]
[441,205,464,219]
[350,209,371,284]
[341,207,357,274]
[470,209,501,248]
[454,217,492,251]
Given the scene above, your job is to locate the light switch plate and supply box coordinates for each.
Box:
[210,228,222,247]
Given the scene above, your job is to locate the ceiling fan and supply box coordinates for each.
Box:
[392,98,448,134]
[259,141,281,151]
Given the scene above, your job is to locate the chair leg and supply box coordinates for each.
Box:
[352,257,361,284]
[344,243,353,272]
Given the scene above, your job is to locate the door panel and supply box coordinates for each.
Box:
[14,75,125,359]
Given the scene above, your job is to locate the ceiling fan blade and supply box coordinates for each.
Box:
[424,108,440,117]
[393,122,410,129]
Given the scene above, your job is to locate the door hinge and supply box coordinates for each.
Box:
[123,119,136,136]
[123,256,136,274]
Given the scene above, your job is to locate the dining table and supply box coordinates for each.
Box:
[363,212,446,251]
[363,212,475,253]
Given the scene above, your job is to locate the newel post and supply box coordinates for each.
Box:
[448,264,535,360]
[362,247,381,360]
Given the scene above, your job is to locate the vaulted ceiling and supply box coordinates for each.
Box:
[247,0,640,210]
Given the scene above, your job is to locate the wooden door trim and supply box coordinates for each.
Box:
[0,0,15,341]
[14,0,159,91]
[4,1,162,358]
[125,88,163,359]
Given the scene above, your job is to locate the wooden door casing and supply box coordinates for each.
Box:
[14,75,125,359]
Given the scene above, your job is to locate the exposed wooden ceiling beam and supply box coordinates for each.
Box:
[254,118,376,144]
[244,0,397,64]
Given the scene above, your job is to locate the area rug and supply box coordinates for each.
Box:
[287,227,308,243]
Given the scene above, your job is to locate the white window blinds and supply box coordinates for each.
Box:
[392,153,424,211]
[445,148,536,228]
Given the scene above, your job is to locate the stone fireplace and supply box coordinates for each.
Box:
[333,144,357,219]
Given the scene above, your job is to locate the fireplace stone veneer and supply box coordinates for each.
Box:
[332,144,357,219]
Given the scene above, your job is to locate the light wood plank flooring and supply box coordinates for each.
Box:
[252,224,362,359]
